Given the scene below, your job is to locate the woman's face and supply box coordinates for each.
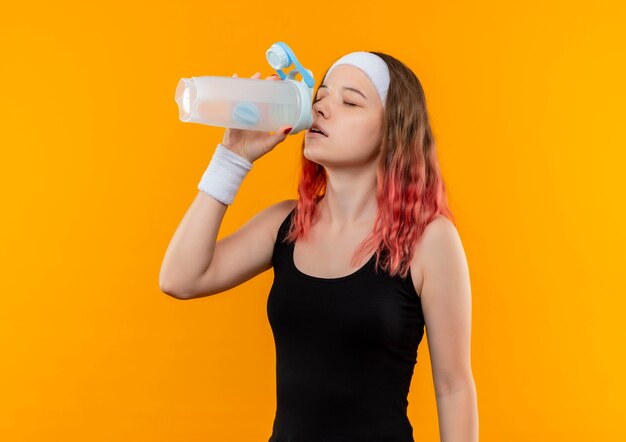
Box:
[304,64,384,167]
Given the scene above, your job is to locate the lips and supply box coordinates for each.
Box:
[308,123,328,137]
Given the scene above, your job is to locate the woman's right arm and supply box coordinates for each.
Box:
[159,71,294,300]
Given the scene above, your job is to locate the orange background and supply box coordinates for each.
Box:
[1,1,625,440]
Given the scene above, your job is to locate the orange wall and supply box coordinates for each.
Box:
[1,0,624,440]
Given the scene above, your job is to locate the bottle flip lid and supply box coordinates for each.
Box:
[266,42,315,134]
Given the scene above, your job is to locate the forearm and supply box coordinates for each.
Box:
[435,383,479,442]
[160,142,254,296]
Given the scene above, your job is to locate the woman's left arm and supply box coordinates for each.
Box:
[414,216,479,442]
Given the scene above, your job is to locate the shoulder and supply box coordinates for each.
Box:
[410,215,463,296]
[274,198,297,213]
[421,215,459,250]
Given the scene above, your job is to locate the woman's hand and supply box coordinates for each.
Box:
[220,72,293,163]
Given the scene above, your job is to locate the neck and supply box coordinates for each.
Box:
[317,164,379,231]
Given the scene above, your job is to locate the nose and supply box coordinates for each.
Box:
[312,99,327,119]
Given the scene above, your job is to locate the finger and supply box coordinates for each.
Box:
[233,73,238,78]
[266,74,280,81]
[271,125,293,142]
[251,72,261,79]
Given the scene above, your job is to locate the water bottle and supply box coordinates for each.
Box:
[174,42,315,134]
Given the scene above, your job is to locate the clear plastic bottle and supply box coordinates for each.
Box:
[174,42,315,135]
[175,75,310,133]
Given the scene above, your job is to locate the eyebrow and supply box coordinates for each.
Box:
[318,84,367,100]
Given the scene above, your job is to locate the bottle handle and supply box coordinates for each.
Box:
[266,42,315,88]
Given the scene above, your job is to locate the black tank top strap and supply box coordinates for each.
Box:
[271,206,296,269]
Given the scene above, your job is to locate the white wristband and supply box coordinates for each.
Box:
[198,143,253,205]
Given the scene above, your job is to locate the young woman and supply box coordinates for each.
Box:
[160,51,478,442]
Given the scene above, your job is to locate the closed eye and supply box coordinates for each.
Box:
[313,97,358,107]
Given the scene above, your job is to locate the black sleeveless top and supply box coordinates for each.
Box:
[267,208,426,442]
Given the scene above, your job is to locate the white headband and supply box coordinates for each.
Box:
[323,51,390,108]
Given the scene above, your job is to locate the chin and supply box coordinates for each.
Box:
[303,148,327,165]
